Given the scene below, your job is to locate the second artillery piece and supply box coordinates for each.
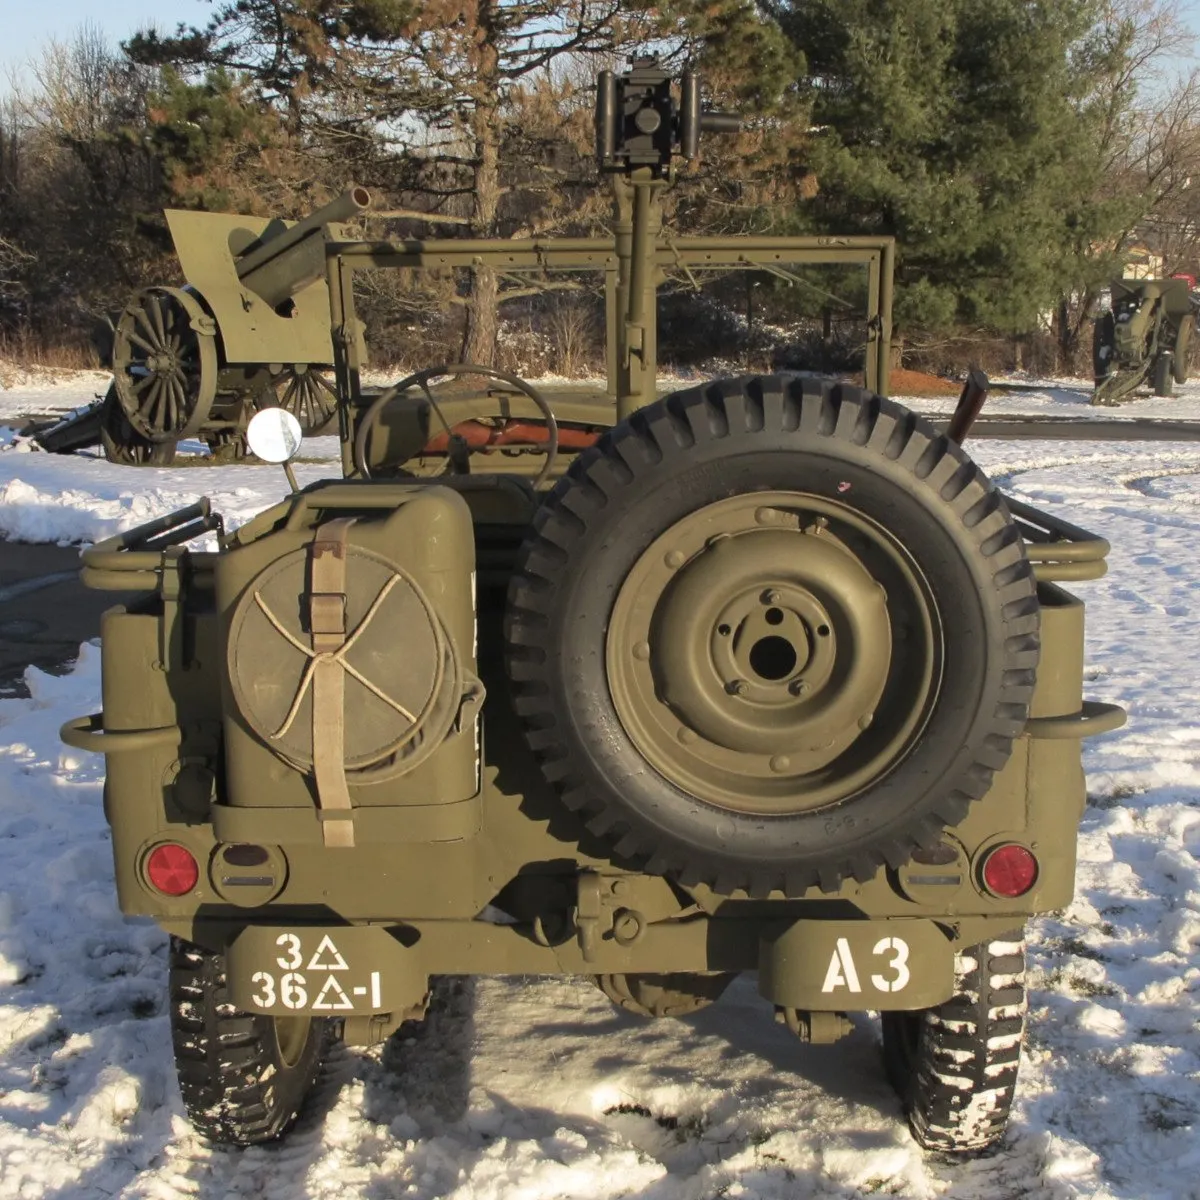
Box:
[1092,275,1198,405]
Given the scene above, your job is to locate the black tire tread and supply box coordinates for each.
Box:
[168,936,329,1146]
[506,375,1039,896]
[883,936,1027,1153]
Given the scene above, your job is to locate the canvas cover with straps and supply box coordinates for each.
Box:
[228,517,465,847]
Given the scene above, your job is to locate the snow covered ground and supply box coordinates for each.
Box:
[0,375,1199,1198]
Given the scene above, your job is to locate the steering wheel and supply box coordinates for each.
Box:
[353,363,560,488]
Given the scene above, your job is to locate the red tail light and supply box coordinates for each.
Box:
[145,843,199,896]
[980,843,1038,898]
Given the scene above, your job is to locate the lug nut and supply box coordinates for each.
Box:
[789,679,808,696]
[726,679,749,696]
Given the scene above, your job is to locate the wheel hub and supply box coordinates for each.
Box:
[709,583,829,702]
[146,352,177,374]
[606,492,939,814]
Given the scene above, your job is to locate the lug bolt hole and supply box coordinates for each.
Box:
[748,635,798,681]
[717,623,732,636]
[765,607,784,626]
[817,624,831,637]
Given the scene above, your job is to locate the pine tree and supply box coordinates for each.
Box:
[127,2,416,136]
[126,2,814,364]
[769,0,1135,340]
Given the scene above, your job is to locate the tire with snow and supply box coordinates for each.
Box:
[594,971,737,1018]
[506,375,1039,897]
[169,936,331,1146]
[881,935,1027,1153]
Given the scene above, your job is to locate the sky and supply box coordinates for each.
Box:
[0,0,209,88]
[1,0,1200,91]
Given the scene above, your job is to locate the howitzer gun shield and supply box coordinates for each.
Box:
[227,544,460,773]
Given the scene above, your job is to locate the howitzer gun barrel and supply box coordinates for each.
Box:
[236,186,371,308]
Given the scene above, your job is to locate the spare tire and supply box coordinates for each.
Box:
[505,376,1039,897]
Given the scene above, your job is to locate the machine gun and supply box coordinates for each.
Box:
[594,57,741,418]
[595,56,741,175]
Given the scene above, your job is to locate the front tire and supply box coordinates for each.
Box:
[169,936,330,1145]
[594,971,737,1017]
[882,935,1026,1153]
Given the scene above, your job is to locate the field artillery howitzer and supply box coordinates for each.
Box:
[98,188,370,462]
[26,189,369,463]
[30,188,366,463]
[62,58,1124,1157]
[1092,276,1198,405]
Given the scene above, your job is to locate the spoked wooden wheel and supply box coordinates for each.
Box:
[99,385,177,465]
[112,287,217,442]
[265,365,339,433]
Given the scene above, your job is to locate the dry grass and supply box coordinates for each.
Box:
[0,330,101,371]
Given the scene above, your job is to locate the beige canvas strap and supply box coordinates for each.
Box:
[308,517,357,847]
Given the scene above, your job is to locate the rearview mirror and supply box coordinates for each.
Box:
[246,408,303,463]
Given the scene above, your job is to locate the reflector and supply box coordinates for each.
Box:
[146,843,199,896]
[981,843,1038,898]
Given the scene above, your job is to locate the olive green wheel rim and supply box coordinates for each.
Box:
[112,287,217,442]
[605,491,941,815]
[273,1015,312,1069]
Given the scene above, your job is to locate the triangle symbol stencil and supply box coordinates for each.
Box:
[307,935,349,971]
[313,975,354,1011]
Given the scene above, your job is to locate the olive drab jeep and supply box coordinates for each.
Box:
[63,60,1124,1154]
